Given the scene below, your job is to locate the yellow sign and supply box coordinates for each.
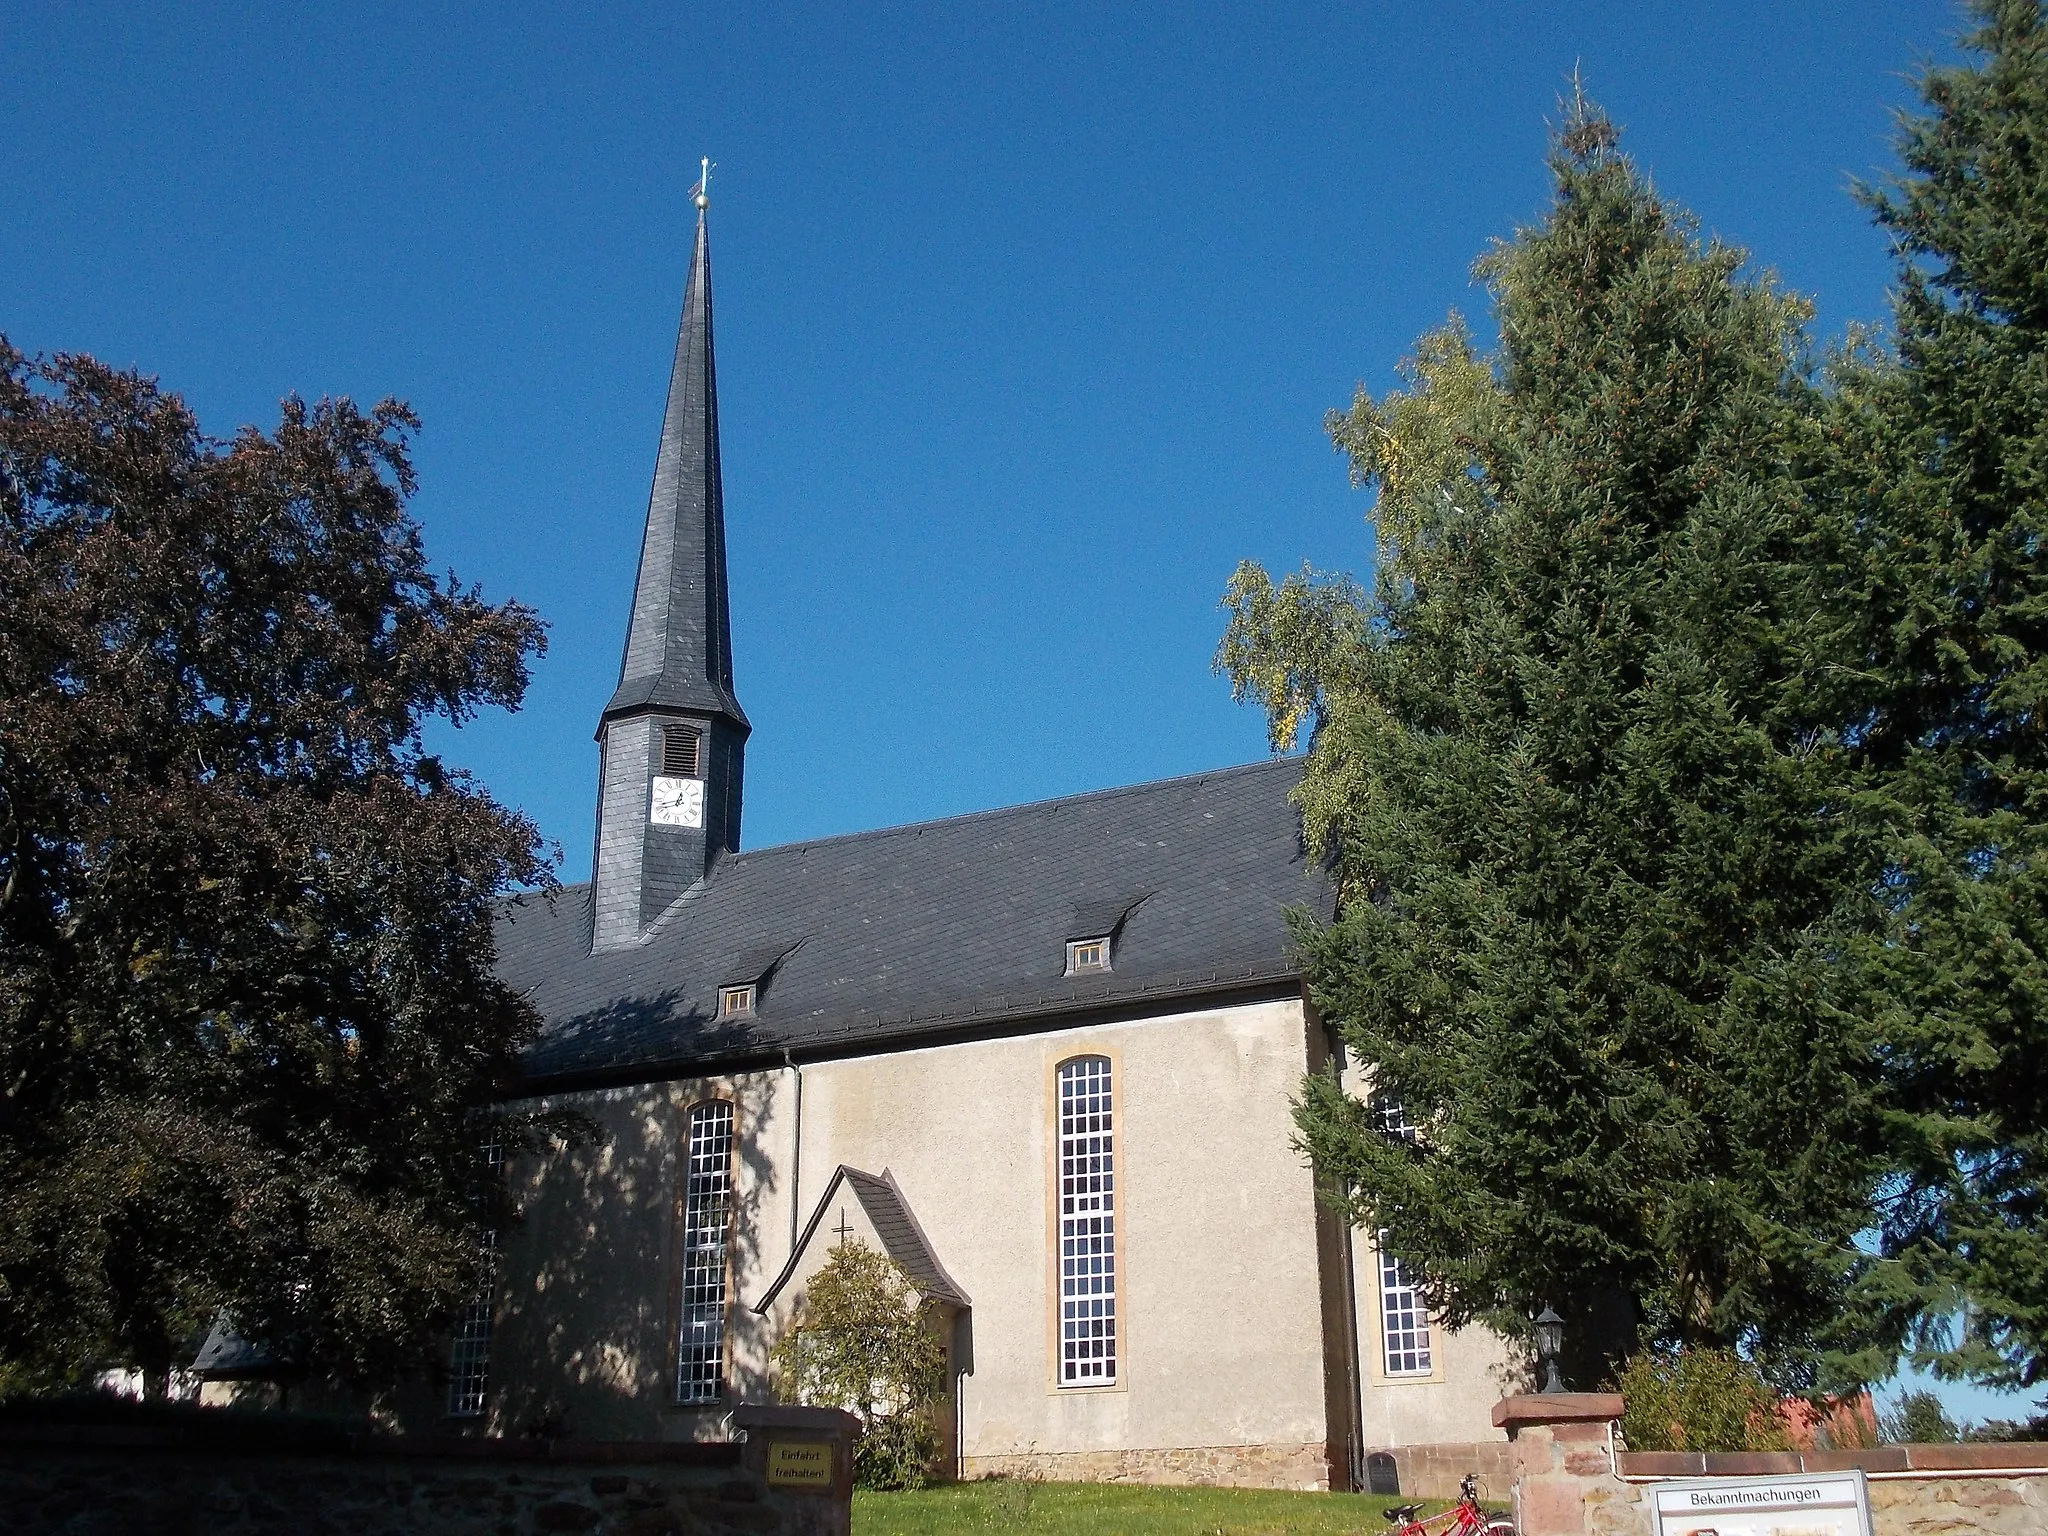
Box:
[766,1440,835,1489]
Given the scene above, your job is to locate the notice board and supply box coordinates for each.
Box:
[1649,1469,1871,1536]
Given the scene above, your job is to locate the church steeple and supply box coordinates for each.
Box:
[592,171,750,952]
[604,190,745,729]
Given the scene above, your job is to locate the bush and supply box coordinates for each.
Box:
[1617,1350,1790,1453]
[1965,1413,2048,1443]
[853,1411,942,1493]
[770,1239,948,1491]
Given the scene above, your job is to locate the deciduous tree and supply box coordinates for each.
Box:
[0,342,551,1395]
[771,1241,947,1490]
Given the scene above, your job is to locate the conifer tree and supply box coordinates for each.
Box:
[1830,1,2048,1390]
[1221,102,1887,1388]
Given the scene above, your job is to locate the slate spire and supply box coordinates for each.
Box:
[591,179,750,952]
[604,201,747,730]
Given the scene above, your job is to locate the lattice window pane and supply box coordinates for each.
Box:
[447,1142,506,1418]
[1371,1089,1417,1143]
[676,1101,734,1404]
[1379,1237,1433,1376]
[1058,1056,1118,1386]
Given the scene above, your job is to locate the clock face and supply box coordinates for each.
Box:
[649,775,704,828]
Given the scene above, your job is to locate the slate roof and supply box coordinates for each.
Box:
[499,755,1328,1088]
[190,1314,282,1380]
[603,205,746,729]
[753,1166,970,1313]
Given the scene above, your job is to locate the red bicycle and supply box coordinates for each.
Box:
[1382,1474,1517,1536]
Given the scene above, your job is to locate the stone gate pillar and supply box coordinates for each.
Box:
[1493,1392,1646,1536]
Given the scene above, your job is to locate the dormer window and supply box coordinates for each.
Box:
[1066,938,1110,975]
[715,938,804,1024]
[1062,893,1148,978]
[663,725,702,779]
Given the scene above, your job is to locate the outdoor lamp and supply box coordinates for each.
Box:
[1534,1306,1565,1393]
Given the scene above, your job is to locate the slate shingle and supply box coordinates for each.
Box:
[500,756,1329,1088]
[602,206,745,731]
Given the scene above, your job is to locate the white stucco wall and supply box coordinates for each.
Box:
[466,992,1516,1486]
[788,999,1333,1465]
[482,996,1341,1471]
[1333,1057,1520,1456]
[1352,1230,1519,1448]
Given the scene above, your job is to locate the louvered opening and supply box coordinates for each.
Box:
[663,725,701,779]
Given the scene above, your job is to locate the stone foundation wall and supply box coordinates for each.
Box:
[962,1439,1332,1490]
[1616,1447,2048,1536]
[1383,1440,1514,1502]
[1496,1394,2048,1536]
[0,1404,856,1536]
[1865,1468,2048,1533]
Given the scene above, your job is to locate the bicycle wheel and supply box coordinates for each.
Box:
[1483,1519,1518,1536]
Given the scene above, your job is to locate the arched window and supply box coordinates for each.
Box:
[1056,1056,1118,1386]
[446,1140,506,1417]
[1378,1234,1433,1376]
[676,1099,735,1403]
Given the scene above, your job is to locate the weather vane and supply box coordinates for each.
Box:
[694,157,712,210]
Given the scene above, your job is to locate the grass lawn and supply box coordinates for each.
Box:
[854,1481,1465,1534]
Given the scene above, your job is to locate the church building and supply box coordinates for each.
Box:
[476,192,1515,1491]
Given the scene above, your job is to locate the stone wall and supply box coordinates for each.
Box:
[960,1439,1332,1489]
[1495,1393,2048,1536]
[1383,1439,1515,1502]
[1620,1445,2048,1536]
[0,1403,856,1536]
[958,1435,1511,1498]
[1496,1392,1631,1536]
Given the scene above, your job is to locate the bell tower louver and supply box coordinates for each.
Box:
[591,175,749,952]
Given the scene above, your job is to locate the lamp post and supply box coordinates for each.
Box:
[1534,1306,1565,1394]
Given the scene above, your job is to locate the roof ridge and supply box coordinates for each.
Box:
[725,755,1305,865]
[518,755,1304,903]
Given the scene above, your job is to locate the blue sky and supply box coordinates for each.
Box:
[6,2,2035,1415]
[4,1,1961,868]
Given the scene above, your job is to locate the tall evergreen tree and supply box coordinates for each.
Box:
[1221,103,1887,1388]
[1831,0,2048,1390]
